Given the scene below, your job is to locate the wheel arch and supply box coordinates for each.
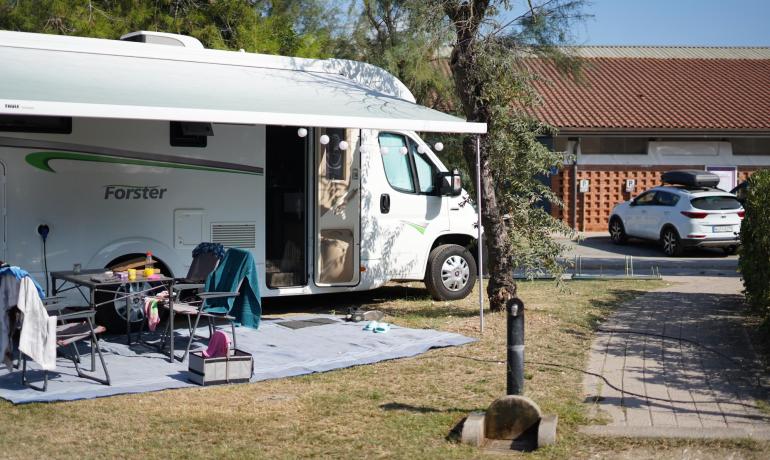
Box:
[428,233,478,269]
[659,223,680,240]
[103,253,173,277]
[86,237,177,277]
[609,214,623,226]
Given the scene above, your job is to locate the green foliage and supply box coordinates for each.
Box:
[350,2,583,278]
[0,0,344,57]
[432,1,584,280]
[349,0,456,111]
[471,37,576,275]
[739,170,770,317]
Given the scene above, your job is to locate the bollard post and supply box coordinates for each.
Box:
[506,298,525,396]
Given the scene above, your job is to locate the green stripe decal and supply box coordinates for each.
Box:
[25,151,262,175]
[404,222,427,234]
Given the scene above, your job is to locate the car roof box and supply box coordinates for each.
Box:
[661,170,720,188]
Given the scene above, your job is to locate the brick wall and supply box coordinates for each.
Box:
[552,165,761,232]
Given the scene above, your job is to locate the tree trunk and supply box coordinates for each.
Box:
[445,0,518,312]
[461,136,517,311]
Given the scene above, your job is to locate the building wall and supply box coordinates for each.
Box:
[552,165,760,232]
[550,139,768,232]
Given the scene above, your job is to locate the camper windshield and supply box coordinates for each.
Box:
[379,133,415,193]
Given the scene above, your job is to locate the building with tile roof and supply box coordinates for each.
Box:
[524,46,770,231]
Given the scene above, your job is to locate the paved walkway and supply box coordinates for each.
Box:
[581,277,770,439]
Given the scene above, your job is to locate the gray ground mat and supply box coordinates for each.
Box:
[276,317,339,329]
[0,315,475,404]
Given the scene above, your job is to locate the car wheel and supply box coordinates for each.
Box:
[424,244,477,301]
[722,246,738,256]
[609,217,628,245]
[661,228,683,257]
[94,281,151,334]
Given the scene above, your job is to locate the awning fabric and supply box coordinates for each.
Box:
[0,31,486,134]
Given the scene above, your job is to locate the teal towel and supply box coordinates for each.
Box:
[202,248,261,329]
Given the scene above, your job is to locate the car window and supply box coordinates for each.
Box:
[634,192,656,206]
[691,196,741,210]
[410,140,437,194]
[379,133,415,193]
[656,191,680,206]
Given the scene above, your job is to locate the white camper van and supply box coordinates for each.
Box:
[0,30,486,330]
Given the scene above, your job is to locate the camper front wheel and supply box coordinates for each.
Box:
[424,244,477,301]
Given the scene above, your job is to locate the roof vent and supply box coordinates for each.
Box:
[120,31,204,49]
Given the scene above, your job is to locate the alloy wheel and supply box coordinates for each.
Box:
[113,282,149,323]
[610,221,622,241]
[662,231,678,256]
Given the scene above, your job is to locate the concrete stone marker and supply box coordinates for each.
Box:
[460,395,558,451]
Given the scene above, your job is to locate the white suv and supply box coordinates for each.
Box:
[609,185,743,256]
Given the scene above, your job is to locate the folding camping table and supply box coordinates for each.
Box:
[50,270,176,362]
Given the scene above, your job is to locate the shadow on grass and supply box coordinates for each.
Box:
[380,402,479,414]
[262,283,481,319]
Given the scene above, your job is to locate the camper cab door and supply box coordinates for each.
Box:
[315,129,361,286]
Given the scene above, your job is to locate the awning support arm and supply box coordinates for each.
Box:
[476,135,484,334]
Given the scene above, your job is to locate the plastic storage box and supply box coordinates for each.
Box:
[188,349,253,386]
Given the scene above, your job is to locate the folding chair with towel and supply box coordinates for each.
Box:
[173,243,225,300]
[21,293,111,391]
[0,268,110,392]
[161,248,261,361]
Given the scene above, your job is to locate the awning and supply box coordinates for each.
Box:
[0,32,486,134]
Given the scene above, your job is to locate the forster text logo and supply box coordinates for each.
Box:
[104,185,168,200]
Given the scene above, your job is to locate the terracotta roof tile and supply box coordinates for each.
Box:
[524,56,770,132]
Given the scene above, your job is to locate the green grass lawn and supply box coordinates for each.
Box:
[1,279,767,459]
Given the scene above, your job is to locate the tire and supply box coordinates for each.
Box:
[660,227,684,257]
[95,281,153,334]
[609,217,628,245]
[94,256,171,334]
[424,244,477,301]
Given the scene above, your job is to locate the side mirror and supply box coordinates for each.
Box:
[629,199,637,207]
[438,169,462,196]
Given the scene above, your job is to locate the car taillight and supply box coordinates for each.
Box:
[681,211,709,219]
[738,210,745,219]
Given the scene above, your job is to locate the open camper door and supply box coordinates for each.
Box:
[315,129,361,286]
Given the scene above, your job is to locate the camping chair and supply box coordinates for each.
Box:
[140,242,224,343]
[21,296,111,391]
[161,248,261,361]
[174,242,224,302]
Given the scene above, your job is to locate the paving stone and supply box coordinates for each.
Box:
[581,276,770,438]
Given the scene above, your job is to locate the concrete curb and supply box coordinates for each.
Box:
[579,425,770,441]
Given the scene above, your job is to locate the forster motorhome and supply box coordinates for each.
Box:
[0,30,486,330]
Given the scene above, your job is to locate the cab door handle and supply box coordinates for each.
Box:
[380,194,390,214]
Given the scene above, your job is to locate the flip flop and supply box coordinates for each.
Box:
[373,322,390,333]
[363,321,379,331]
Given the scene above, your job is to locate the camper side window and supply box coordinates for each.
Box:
[379,133,415,193]
[0,115,71,134]
[410,139,437,194]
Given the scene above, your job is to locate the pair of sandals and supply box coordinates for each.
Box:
[363,320,390,333]
[345,307,384,323]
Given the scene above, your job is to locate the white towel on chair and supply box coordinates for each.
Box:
[17,277,57,371]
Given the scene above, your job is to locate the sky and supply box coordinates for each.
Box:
[508,0,770,47]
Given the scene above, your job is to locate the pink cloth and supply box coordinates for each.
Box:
[202,330,231,358]
[144,298,160,332]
